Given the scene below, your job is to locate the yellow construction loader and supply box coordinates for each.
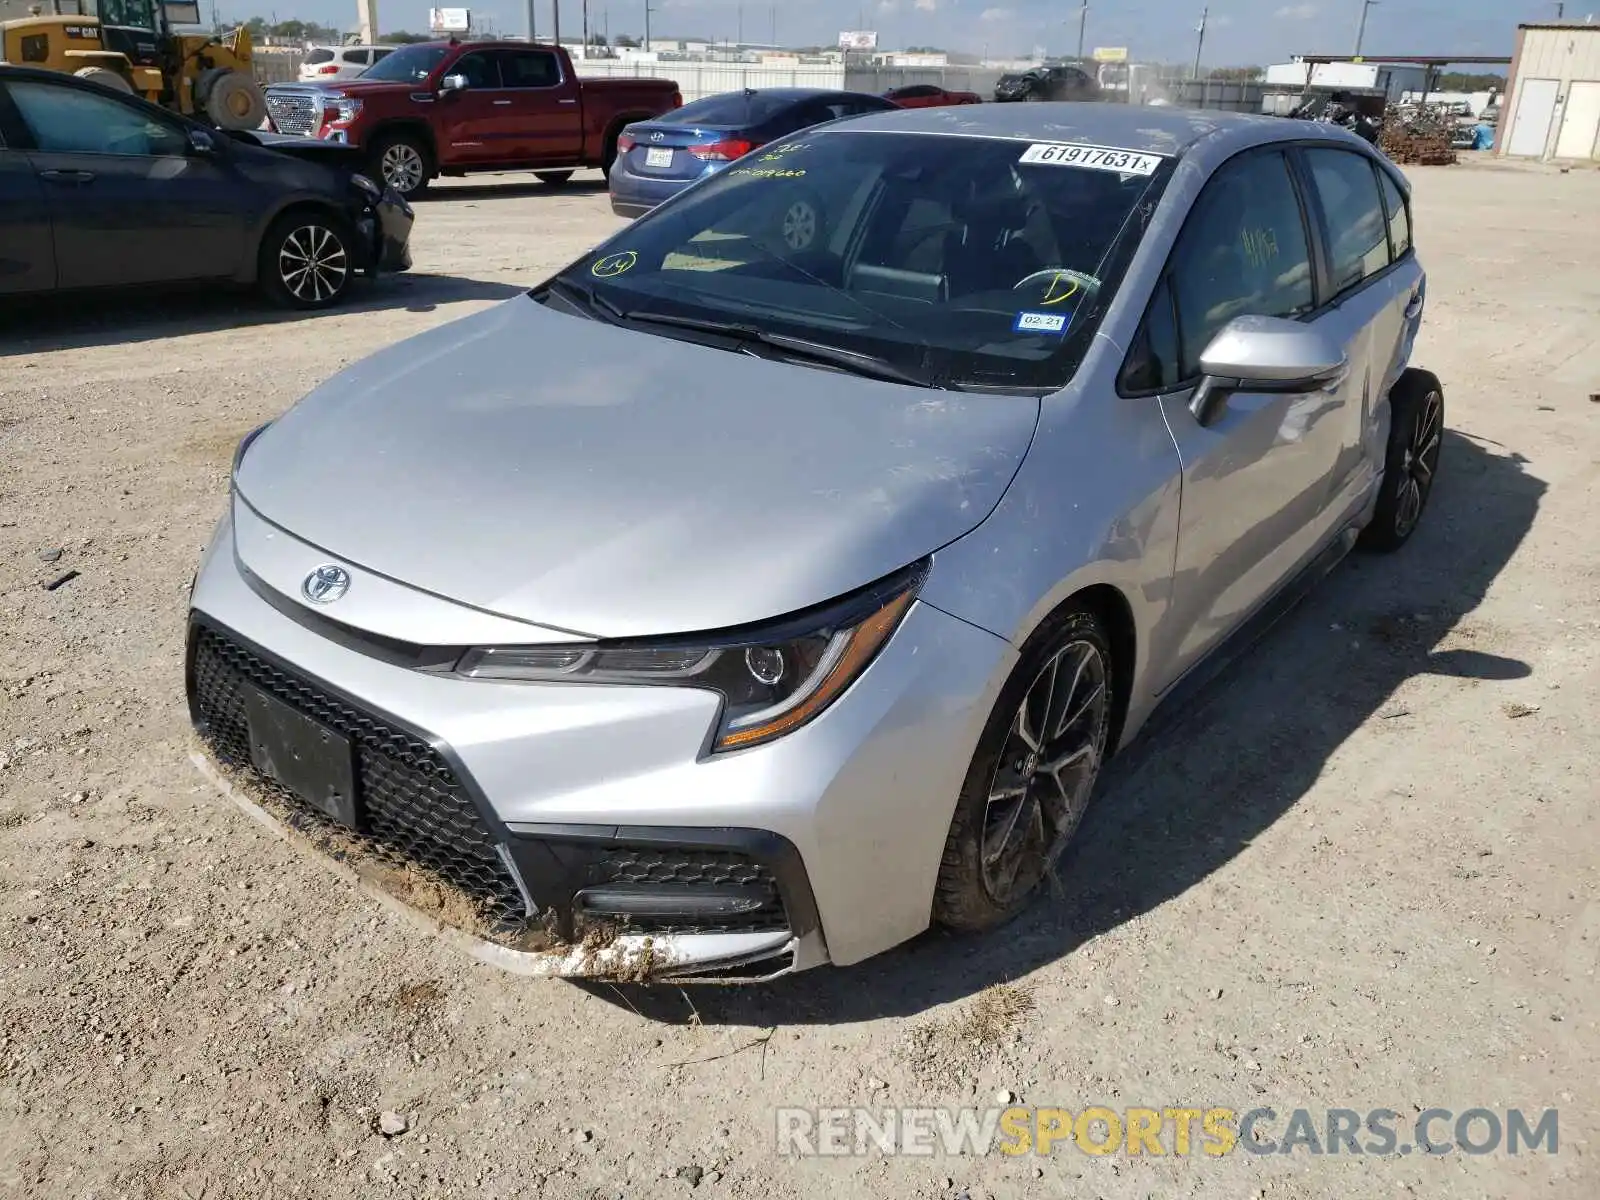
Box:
[0,0,267,129]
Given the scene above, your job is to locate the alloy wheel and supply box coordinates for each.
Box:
[278,224,349,305]
[1394,389,1443,539]
[780,200,818,251]
[980,639,1110,903]
[380,143,425,194]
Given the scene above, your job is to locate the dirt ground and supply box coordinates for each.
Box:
[2,161,1597,1200]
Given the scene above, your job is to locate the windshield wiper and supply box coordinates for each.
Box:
[623,309,938,388]
[542,276,626,324]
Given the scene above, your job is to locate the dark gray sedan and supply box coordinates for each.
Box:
[0,66,412,309]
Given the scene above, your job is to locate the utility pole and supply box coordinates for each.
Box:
[643,0,652,50]
[1556,1,1564,17]
[1192,5,1207,79]
[1354,0,1378,57]
[582,0,589,53]
[553,0,561,46]
[1076,4,1089,61]
[770,5,775,46]
[526,0,536,40]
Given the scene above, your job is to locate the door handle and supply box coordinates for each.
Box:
[558,98,577,105]
[1404,292,1423,320]
[492,99,513,106]
[39,168,96,184]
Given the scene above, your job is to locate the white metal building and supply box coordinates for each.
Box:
[1500,21,1600,161]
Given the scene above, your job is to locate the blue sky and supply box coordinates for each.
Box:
[230,0,1571,65]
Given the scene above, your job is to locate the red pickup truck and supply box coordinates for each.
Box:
[263,40,681,199]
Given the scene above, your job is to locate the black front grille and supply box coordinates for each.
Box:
[188,625,530,934]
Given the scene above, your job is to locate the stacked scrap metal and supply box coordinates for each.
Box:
[1382,102,1462,165]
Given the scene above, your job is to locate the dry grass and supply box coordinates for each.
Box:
[955,981,1037,1044]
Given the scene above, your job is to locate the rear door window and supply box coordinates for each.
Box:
[500,50,562,88]
[342,49,370,66]
[1376,168,1412,260]
[306,48,334,64]
[1303,148,1391,295]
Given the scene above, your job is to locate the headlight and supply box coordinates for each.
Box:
[334,97,362,123]
[455,562,927,752]
[350,173,381,199]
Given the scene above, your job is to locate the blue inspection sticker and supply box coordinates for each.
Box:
[1014,310,1070,336]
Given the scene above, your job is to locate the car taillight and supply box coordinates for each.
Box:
[689,138,755,162]
[317,64,339,74]
[617,132,636,153]
[672,91,683,108]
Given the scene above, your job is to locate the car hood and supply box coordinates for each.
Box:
[228,128,364,166]
[266,79,416,99]
[233,296,1039,639]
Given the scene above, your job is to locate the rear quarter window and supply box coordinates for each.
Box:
[306,48,335,64]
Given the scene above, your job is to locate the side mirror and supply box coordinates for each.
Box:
[188,127,219,156]
[1188,315,1348,426]
[439,73,468,93]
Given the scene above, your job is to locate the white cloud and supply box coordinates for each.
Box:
[877,0,899,11]
[979,6,1011,21]
[913,0,936,10]
[1275,3,1318,17]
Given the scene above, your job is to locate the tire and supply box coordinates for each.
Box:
[74,66,132,94]
[601,132,621,177]
[1357,368,1444,553]
[536,170,574,188]
[203,71,268,131]
[933,604,1115,933]
[370,131,432,201]
[258,211,356,310]
[776,192,825,253]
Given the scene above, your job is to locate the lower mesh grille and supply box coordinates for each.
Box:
[188,622,792,945]
[187,624,531,935]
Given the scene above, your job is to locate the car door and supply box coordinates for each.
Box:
[434,50,511,165]
[496,48,577,164]
[0,100,56,295]
[6,77,249,289]
[1132,146,1359,688]
[1296,146,1421,524]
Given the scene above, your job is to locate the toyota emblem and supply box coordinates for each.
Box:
[302,564,351,604]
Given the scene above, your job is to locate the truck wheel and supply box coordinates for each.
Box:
[536,170,574,188]
[371,132,431,200]
[205,71,268,131]
[74,66,133,94]
[601,133,621,177]
[259,211,356,310]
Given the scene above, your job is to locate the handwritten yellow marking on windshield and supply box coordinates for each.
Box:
[1040,273,1083,307]
[590,250,638,278]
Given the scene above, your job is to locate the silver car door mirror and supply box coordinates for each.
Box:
[1189,315,1348,426]
[440,73,469,93]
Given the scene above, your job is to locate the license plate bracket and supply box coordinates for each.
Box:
[644,146,673,168]
[243,686,360,829]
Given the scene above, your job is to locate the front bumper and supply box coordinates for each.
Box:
[185,504,1014,979]
[357,189,413,276]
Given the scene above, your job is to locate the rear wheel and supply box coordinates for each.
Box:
[371,132,431,201]
[536,170,574,188]
[934,604,1114,932]
[74,66,132,94]
[1358,368,1445,553]
[259,211,356,310]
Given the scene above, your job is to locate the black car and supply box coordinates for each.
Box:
[993,64,1102,103]
[0,66,412,310]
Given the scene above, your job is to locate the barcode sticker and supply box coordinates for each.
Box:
[1018,142,1164,175]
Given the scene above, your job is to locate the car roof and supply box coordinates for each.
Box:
[827,100,1302,159]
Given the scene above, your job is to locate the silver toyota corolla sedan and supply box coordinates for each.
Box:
[186,104,1441,982]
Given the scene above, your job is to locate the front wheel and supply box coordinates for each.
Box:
[370,132,431,201]
[259,212,356,310]
[776,193,825,252]
[933,605,1114,933]
[1358,368,1444,553]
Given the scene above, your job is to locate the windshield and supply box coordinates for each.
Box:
[84,0,156,27]
[359,43,448,83]
[670,91,799,126]
[542,130,1171,392]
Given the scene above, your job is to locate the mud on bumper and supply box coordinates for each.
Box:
[185,618,821,982]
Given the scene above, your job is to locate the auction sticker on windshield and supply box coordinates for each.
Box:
[1018,143,1164,176]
